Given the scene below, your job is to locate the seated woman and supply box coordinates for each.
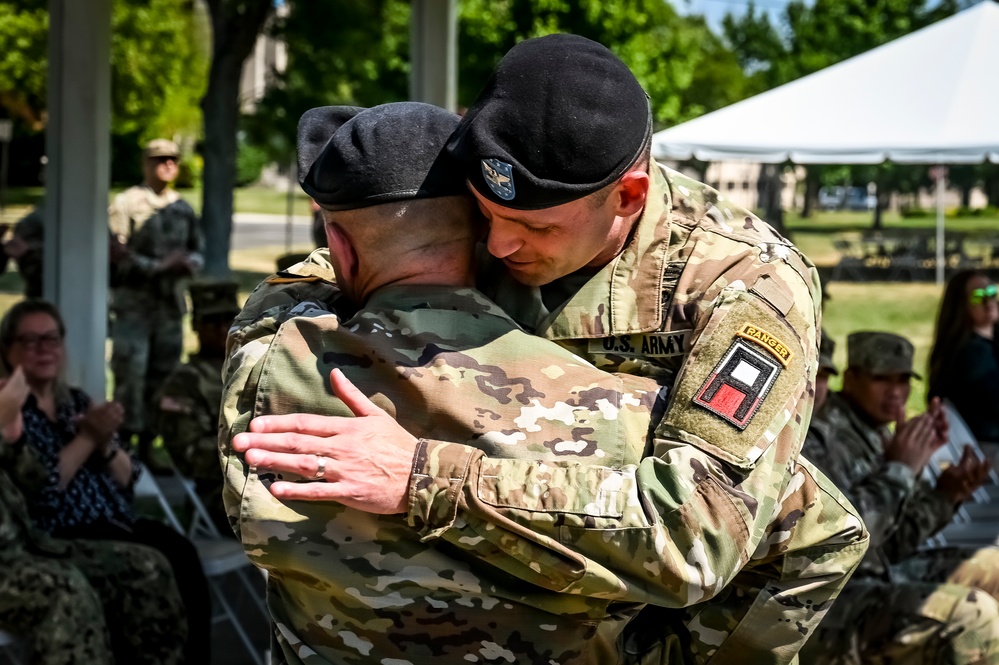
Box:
[929,269,999,443]
[0,365,187,664]
[0,299,211,665]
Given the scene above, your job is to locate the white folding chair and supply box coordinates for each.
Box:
[133,464,267,665]
[921,402,999,547]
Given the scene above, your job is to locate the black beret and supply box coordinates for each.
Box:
[447,33,652,211]
[298,102,467,210]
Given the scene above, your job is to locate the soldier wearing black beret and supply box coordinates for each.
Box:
[444,33,866,665]
[226,36,867,665]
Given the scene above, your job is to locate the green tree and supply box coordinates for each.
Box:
[0,0,208,182]
[244,0,411,164]
[457,0,711,129]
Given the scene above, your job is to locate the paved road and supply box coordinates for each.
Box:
[231,212,316,250]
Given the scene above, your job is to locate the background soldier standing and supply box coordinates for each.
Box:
[109,139,203,463]
[158,281,240,532]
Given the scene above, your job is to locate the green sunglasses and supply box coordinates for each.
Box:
[969,283,999,305]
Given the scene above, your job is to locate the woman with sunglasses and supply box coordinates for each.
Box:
[928,270,999,443]
[0,299,211,664]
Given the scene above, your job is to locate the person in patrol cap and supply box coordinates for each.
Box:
[224,35,869,665]
[158,281,239,532]
[804,330,999,663]
[109,137,202,464]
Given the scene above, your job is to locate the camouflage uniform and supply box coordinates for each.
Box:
[479,163,869,664]
[802,391,999,664]
[109,185,203,437]
[222,160,868,665]
[3,207,44,298]
[0,437,187,664]
[159,281,240,531]
[158,352,226,517]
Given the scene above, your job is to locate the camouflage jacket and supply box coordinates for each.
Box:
[108,185,203,312]
[223,162,868,665]
[0,437,69,558]
[158,352,225,483]
[805,391,955,578]
[464,163,869,664]
[223,280,673,664]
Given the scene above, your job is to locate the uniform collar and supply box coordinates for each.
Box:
[530,162,674,340]
[365,284,510,320]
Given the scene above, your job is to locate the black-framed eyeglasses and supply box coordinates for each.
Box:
[14,332,63,350]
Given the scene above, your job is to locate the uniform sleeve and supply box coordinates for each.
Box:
[158,367,217,479]
[882,480,956,564]
[108,193,130,240]
[221,253,342,538]
[183,202,204,271]
[803,422,916,546]
[406,283,868,663]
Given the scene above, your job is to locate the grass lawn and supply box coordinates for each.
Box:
[821,281,942,413]
[1,185,314,221]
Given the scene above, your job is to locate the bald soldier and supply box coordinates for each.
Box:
[229,35,868,665]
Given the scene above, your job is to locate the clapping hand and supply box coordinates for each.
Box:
[884,404,947,476]
[0,367,29,442]
[79,401,125,449]
[937,445,991,506]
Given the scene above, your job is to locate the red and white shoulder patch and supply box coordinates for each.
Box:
[693,338,782,430]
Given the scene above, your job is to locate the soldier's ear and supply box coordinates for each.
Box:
[326,222,358,282]
[611,170,649,217]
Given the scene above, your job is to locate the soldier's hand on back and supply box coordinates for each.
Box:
[884,407,945,475]
[936,445,992,505]
[232,369,419,514]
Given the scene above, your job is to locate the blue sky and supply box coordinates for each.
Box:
[675,0,798,33]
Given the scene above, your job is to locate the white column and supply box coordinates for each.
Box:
[410,0,457,111]
[45,0,111,399]
[934,167,946,286]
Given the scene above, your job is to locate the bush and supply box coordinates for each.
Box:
[900,206,931,218]
[235,140,270,187]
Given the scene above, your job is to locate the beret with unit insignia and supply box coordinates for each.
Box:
[446,33,653,211]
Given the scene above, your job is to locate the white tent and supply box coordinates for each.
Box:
[652,0,999,283]
[652,1,999,165]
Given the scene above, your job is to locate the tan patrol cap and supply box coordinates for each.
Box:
[818,330,838,375]
[145,138,180,159]
[847,331,921,379]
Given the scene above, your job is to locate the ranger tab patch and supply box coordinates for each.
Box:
[693,338,782,430]
[736,324,793,367]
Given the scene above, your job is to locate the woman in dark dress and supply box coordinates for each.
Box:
[0,299,211,664]
[929,269,999,443]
